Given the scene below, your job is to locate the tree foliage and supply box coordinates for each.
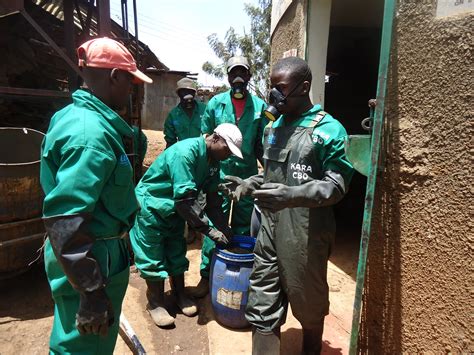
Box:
[202,0,271,99]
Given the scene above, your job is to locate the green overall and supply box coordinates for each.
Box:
[40,89,138,354]
[200,90,267,277]
[164,100,206,146]
[129,137,220,280]
[245,105,353,330]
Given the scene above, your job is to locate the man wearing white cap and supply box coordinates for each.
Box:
[129,123,242,328]
[196,55,267,297]
[40,37,152,353]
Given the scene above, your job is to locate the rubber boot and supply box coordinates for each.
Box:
[145,280,175,327]
[170,274,198,317]
[302,320,325,355]
[190,277,209,298]
[252,327,280,355]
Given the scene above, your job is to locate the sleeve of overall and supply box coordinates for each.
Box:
[167,149,198,200]
[42,146,115,216]
[322,134,354,188]
[255,129,354,210]
[287,131,354,207]
[42,146,115,293]
[254,104,268,164]
[170,149,212,233]
[164,112,177,146]
[201,98,216,135]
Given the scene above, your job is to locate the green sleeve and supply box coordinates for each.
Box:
[167,150,198,199]
[255,104,268,162]
[42,146,115,217]
[201,99,216,135]
[164,111,177,146]
[322,136,354,186]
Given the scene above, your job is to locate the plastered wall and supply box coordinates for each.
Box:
[270,0,307,66]
[360,1,473,352]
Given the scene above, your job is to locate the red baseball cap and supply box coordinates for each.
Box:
[77,37,153,84]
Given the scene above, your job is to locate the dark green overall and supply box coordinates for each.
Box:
[245,106,353,331]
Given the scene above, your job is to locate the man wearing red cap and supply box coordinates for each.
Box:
[40,37,152,354]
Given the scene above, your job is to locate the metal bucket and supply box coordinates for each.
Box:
[0,217,44,279]
[344,135,371,177]
[0,127,45,278]
[0,127,45,223]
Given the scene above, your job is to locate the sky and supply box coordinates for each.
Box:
[110,0,259,87]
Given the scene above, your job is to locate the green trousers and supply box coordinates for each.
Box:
[129,211,188,280]
[199,194,253,278]
[44,238,130,355]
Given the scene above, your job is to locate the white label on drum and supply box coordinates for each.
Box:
[216,288,243,310]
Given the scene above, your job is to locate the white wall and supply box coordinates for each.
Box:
[305,0,332,107]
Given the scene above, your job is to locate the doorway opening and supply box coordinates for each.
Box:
[324,0,384,279]
[301,0,384,352]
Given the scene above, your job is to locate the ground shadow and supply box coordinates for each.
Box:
[0,261,54,323]
[282,328,344,354]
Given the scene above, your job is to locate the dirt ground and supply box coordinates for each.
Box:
[0,130,358,355]
[0,236,357,355]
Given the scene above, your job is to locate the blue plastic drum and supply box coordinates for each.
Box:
[210,235,255,329]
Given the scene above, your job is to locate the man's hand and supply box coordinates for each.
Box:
[207,228,230,248]
[252,183,293,213]
[76,289,113,337]
[218,175,262,202]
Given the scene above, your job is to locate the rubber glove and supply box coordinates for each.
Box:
[252,171,346,213]
[76,289,114,337]
[207,228,230,248]
[218,174,263,202]
[43,214,112,336]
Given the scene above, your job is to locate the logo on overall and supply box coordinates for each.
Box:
[312,129,329,145]
[119,154,130,166]
[209,167,219,176]
[290,163,312,180]
[267,134,276,145]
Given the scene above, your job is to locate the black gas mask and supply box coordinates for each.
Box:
[180,94,195,109]
[264,69,311,121]
[231,76,247,100]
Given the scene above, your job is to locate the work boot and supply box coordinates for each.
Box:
[302,320,325,355]
[145,280,175,327]
[191,277,209,298]
[252,327,280,355]
[170,274,198,317]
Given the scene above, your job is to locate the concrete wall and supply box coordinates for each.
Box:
[141,73,183,130]
[361,1,473,353]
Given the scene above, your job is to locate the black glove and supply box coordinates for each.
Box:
[175,197,212,235]
[207,228,230,247]
[76,289,114,337]
[252,171,347,213]
[218,175,263,202]
[43,214,105,292]
[205,191,233,238]
[43,214,110,336]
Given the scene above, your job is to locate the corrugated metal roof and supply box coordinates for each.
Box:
[33,0,168,70]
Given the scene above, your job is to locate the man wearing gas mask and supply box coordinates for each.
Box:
[164,77,206,148]
[194,56,267,297]
[220,57,354,354]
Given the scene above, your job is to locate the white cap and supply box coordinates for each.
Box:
[214,123,243,159]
